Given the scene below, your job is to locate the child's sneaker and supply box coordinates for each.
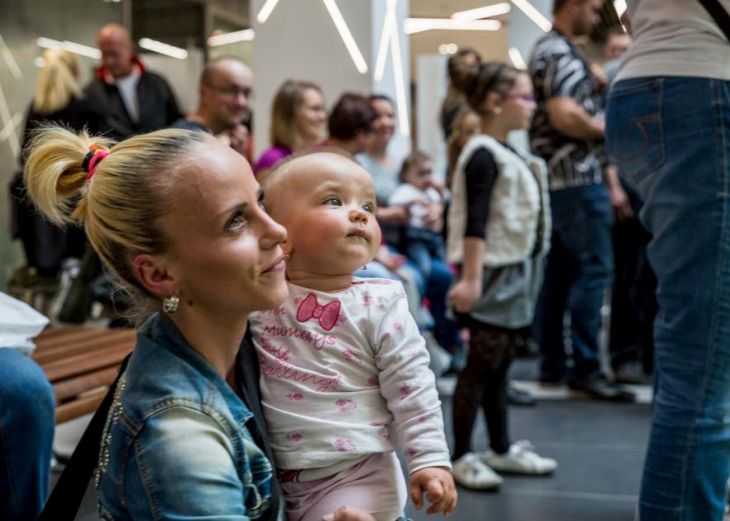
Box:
[452,452,503,490]
[482,441,557,475]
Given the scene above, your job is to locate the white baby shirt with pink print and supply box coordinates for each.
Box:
[249,278,451,476]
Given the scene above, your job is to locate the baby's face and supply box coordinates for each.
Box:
[266,153,381,277]
[404,160,434,191]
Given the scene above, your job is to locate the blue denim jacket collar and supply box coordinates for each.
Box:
[141,313,254,427]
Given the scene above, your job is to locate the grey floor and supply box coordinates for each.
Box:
[53,359,652,521]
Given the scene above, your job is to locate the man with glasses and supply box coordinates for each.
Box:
[172,57,253,160]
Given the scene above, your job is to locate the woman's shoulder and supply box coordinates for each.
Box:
[254,146,292,172]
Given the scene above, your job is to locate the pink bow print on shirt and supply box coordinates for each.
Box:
[296,293,341,331]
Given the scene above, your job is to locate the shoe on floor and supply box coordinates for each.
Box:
[507,384,536,406]
[568,373,636,402]
[613,361,649,385]
[452,452,503,490]
[482,441,558,475]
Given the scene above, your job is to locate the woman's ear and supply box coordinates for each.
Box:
[484,92,503,115]
[133,253,177,300]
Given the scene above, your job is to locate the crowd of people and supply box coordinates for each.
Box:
[3,0,730,519]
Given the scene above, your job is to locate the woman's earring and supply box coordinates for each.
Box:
[284,253,291,260]
[163,295,180,314]
[361,265,367,270]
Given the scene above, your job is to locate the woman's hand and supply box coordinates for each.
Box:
[448,278,482,314]
[410,467,458,516]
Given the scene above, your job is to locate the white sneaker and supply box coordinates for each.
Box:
[482,441,558,475]
[451,452,503,490]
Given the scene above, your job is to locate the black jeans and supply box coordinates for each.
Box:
[608,182,656,374]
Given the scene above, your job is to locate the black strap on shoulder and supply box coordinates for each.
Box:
[698,0,730,43]
[38,354,132,521]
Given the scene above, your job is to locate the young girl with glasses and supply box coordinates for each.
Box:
[447,62,557,489]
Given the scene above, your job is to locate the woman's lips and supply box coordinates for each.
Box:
[263,257,286,273]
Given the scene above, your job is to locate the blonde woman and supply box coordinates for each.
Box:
[27,126,377,521]
[253,79,327,178]
[22,49,104,145]
[11,49,103,281]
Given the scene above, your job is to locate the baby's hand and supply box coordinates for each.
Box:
[410,466,457,516]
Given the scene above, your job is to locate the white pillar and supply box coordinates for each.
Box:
[508,0,552,154]
[251,0,410,160]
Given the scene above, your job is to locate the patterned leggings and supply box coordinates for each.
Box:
[452,320,518,460]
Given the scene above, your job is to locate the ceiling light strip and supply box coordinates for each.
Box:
[510,0,552,32]
[374,0,396,81]
[0,111,23,142]
[404,18,502,35]
[322,0,368,74]
[139,38,188,60]
[508,47,527,70]
[0,82,20,158]
[257,0,281,24]
[0,34,22,80]
[208,29,255,47]
[388,17,409,137]
[37,37,102,59]
[451,3,512,22]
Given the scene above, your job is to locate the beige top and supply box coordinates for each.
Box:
[617,0,730,82]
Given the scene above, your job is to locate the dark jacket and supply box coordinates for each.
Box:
[10,96,105,274]
[84,57,181,140]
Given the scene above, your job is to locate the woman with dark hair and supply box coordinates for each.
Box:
[326,92,377,155]
[358,95,461,363]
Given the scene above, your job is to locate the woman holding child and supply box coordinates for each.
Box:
[25,126,455,520]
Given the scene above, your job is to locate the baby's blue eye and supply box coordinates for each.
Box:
[325,197,341,206]
[363,202,375,213]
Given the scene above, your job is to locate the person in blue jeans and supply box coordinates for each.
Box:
[529,0,633,400]
[0,348,55,521]
[606,1,730,519]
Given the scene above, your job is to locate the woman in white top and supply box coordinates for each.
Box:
[605,2,730,519]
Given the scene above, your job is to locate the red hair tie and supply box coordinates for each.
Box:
[82,145,109,182]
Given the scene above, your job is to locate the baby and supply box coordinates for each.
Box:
[250,150,456,521]
[388,151,449,280]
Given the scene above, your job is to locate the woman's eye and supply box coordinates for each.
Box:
[325,197,341,206]
[228,213,247,231]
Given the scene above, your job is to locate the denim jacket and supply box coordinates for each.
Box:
[95,313,284,520]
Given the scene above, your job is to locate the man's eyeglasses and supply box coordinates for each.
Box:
[207,84,253,99]
[505,93,535,102]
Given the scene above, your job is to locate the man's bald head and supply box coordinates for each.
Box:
[97,24,135,79]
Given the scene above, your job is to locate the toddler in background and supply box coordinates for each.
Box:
[388,151,449,280]
[250,150,456,521]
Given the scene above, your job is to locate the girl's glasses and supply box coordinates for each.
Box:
[505,93,535,102]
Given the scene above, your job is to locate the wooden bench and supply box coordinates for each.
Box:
[32,328,136,424]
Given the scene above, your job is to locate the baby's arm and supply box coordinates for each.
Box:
[373,285,455,514]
